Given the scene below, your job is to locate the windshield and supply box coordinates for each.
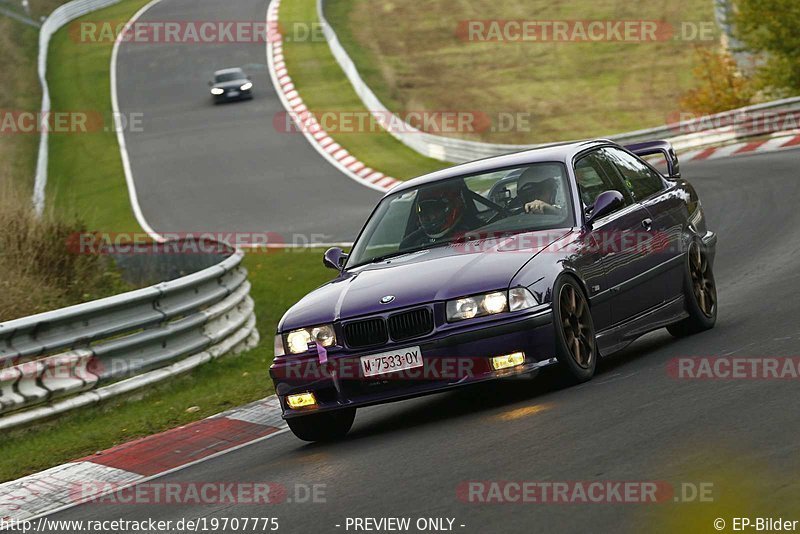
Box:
[347,162,574,267]
[215,71,245,83]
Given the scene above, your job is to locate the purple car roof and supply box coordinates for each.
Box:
[388,138,613,195]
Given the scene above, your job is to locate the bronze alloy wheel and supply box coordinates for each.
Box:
[667,240,718,338]
[558,283,595,369]
[689,242,717,317]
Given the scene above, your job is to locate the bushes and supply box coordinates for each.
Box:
[0,1,132,321]
[731,0,800,97]
[0,184,131,321]
[679,47,757,114]
[678,0,800,115]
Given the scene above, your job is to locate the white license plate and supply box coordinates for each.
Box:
[360,346,422,378]
[228,91,239,97]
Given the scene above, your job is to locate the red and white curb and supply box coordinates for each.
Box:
[0,396,286,523]
[266,0,401,194]
[679,131,800,162]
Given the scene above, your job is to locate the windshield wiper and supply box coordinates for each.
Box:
[368,248,426,264]
[351,242,455,269]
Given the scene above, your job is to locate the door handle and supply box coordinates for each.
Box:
[641,218,653,230]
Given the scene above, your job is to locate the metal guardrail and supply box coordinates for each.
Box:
[33,0,125,215]
[0,241,259,430]
[317,0,800,163]
[608,97,800,150]
[315,0,538,163]
[12,0,265,431]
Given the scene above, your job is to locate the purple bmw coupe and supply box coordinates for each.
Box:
[271,139,717,441]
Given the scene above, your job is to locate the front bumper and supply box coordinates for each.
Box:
[213,89,253,102]
[270,309,556,418]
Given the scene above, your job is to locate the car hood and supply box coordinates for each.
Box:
[279,229,571,331]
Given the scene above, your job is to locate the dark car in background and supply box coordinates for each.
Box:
[270,139,718,442]
[209,67,253,103]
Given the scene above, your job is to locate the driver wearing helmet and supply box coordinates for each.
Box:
[400,182,470,249]
[511,164,565,216]
[524,179,562,215]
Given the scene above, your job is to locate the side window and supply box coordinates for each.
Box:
[603,147,665,201]
[574,152,632,211]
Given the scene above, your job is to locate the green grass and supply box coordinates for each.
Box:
[0,0,340,482]
[45,0,151,232]
[0,0,111,196]
[325,0,718,144]
[40,0,339,351]
[0,348,269,482]
[279,0,447,179]
[0,15,41,194]
[244,249,334,344]
[0,3,144,320]
[0,248,333,482]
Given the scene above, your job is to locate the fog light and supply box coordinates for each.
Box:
[287,392,316,409]
[491,352,525,371]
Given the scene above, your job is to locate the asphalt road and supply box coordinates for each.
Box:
[51,143,800,531]
[115,0,380,243]
[93,0,800,531]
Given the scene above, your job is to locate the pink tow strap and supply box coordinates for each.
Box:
[316,342,328,365]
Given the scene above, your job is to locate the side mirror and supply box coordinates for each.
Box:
[323,247,348,271]
[586,190,624,227]
[208,81,213,86]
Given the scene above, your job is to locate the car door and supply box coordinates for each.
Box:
[574,149,659,325]
[601,147,685,303]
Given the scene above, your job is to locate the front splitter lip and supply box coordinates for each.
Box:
[213,91,253,102]
[280,356,559,418]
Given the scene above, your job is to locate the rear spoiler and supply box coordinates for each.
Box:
[623,140,681,179]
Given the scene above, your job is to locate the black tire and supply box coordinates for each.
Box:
[286,408,356,442]
[668,241,717,337]
[552,276,597,383]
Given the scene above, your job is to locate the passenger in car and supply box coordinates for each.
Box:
[509,166,565,215]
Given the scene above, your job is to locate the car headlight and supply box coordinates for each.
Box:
[446,288,539,322]
[210,87,224,95]
[240,82,253,91]
[284,324,336,354]
[446,291,507,322]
